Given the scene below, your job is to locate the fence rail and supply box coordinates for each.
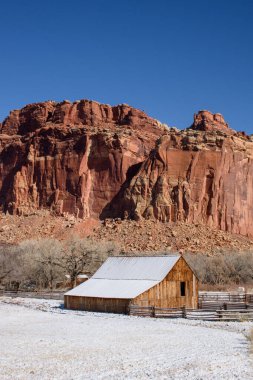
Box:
[198,292,253,303]
[0,290,64,300]
[216,309,253,321]
[129,305,253,321]
[198,292,253,309]
[1,289,253,321]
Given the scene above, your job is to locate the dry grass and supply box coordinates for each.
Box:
[249,329,253,354]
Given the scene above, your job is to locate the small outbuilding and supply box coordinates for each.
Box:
[64,255,198,314]
[65,274,89,287]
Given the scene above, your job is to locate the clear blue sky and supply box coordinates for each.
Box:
[1,0,253,132]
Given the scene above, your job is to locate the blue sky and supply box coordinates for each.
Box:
[1,0,253,132]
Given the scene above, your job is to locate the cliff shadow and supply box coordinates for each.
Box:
[99,161,142,220]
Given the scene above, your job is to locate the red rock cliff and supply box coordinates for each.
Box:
[0,100,164,218]
[115,120,253,237]
[1,100,253,238]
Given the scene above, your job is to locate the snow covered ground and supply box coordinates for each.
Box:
[0,297,252,380]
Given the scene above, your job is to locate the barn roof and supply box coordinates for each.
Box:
[93,256,180,281]
[65,279,161,299]
[65,255,181,299]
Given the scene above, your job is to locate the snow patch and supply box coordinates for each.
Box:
[0,297,252,379]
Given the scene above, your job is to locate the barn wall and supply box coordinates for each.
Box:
[132,257,198,308]
[64,295,130,314]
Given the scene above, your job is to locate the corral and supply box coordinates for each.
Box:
[64,255,198,313]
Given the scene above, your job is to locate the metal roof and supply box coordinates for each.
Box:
[93,256,180,281]
[65,255,180,299]
[65,279,160,298]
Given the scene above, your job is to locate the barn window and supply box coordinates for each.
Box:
[180,282,186,297]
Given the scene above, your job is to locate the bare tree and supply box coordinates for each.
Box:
[60,237,119,287]
[20,239,64,289]
[0,250,13,282]
[0,244,22,286]
[1,236,119,291]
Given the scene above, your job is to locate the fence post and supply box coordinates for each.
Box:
[181,306,186,318]
[151,306,155,318]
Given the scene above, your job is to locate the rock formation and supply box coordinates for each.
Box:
[0,99,253,238]
[116,118,253,237]
[191,110,232,133]
[0,100,164,218]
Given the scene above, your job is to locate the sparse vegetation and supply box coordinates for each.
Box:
[0,237,119,290]
[185,251,253,287]
[58,237,118,287]
[249,329,253,354]
[1,242,253,291]
[246,328,253,355]
[0,244,21,284]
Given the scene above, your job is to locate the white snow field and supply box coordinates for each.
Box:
[0,297,252,380]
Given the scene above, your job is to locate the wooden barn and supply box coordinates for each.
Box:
[64,255,199,314]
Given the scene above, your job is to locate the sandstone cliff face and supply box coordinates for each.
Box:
[1,100,253,238]
[118,122,253,237]
[0,100,164,218]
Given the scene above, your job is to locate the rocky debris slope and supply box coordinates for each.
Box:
[93,219,253,255]
[1,212,253,255]
[0,211,99,244]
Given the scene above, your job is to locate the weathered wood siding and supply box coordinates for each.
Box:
[132,257,198,308]
[64,256,198,313]
[64,295,130,314]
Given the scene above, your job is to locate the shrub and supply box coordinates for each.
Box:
[185,251,253,286]
[19,238,64,289]
[0,237,119,290]
[0,244,22,285]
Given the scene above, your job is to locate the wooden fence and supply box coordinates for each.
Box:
[0,290,64,300]
[1,289,253,321]
[199,292,253,304]
[198,292,253,310]
[129,305,253,321]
